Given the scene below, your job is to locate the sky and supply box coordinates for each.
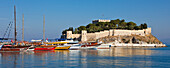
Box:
[0,0,170,44]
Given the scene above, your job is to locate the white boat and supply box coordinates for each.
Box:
[95,44,111,49]
[26,46,35,51]
[57,39,79,43]
[80,46,97,50]
[63,43,79,46]
[69,44,82,50]
[27,47,35,51]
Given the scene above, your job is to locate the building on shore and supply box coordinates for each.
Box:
[92,19,111,24]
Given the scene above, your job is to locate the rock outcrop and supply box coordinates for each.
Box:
[97,34,162,44]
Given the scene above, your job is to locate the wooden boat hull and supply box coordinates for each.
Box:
[0,48,25,52]
[34,47,55,51]
[55,46,71,50]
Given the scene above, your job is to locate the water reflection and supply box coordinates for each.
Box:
[98,47,152,57]
[0,47,168,68]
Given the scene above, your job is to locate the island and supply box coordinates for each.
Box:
[61,19,166,47]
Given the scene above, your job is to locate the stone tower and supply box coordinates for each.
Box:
[81,30,87,42]
[144,28,151,35]
[66,31,72,39]
[109,29,113,36]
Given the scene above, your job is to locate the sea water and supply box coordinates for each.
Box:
[0,45,170,68]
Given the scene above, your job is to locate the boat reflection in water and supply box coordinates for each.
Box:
[0,47,166,68]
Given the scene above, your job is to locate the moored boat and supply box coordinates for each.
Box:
[0,48,25,52]
[0,44,30,52]
[26,46,35,51]
[81,42,99,47]
[27,47,35,51]
[80,46,97,50]
[55,46,71,50]
[45,42,68,45]
[69,44,82,50]
[95,44,112,49]
[34,47,55,51]
[80,42,99,50]
[40,45,56,47]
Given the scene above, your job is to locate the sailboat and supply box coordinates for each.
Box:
[33,15,57,51]
[33,15,71,50]
[0,5,30,52]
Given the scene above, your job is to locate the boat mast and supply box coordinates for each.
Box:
[14,5,17,45]
[43,15,45,42]
[22,14,24,42]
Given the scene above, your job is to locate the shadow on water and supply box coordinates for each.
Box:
[0,47,170,68]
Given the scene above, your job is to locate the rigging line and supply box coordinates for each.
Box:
[8,21,13,39]
[2,22,12,39]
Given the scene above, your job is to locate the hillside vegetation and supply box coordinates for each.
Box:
[62,19,147,34]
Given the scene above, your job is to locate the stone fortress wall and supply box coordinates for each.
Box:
[66,28,151,42]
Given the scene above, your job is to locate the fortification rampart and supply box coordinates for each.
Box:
[66,28,151,42]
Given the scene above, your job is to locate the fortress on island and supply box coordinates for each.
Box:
[66,28,151,42]
[62,19,151,42]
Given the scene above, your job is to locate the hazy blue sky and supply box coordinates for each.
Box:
[0,0,170,44]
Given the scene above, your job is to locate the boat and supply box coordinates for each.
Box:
[27,47,35,51]
[95,44,112,49]
[33,41,68,50]
[79,42,100,50]
[0,48,25,52]
[55,46,71,50]
[45,42,68,44]
[81,42,99,47]
[0,44,30,52]
[40,45,56,47]
[0,6,29,52]
[56,38,79,43]
[80,46,97,50]
[26,46,35,51]
[34,47,55,51]
[33,45,56,51]
[69,44,82,50]
[54,38,79,46]
[1,44,30,49]
[0,44,25,52]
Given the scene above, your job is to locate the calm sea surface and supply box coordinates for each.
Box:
[0,45,170,68]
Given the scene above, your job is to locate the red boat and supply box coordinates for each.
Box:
[34,47,55,51]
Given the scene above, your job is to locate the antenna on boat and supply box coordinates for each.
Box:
[22,14,24,42]
[43,15,45,42]
[14,5,17,45]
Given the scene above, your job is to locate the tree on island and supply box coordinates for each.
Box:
[127,22,137,30]
[78,26,86,33]
[143,23,147,29]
